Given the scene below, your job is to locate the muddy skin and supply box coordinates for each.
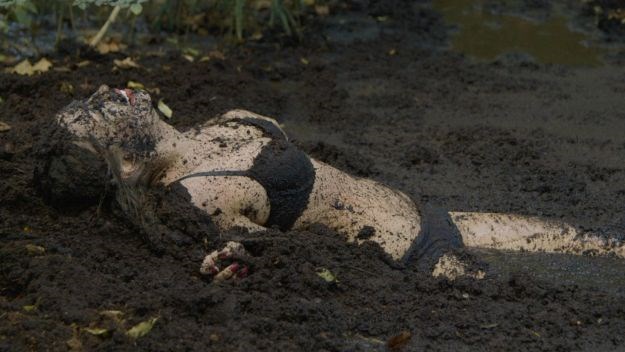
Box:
[45,86,426,275]
[45,86,625,287]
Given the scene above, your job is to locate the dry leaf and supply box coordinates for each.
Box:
[114,57,140,70]
[182,54,195,62]
[158,99,173,119]
[208,50,226,60]
[387,330,412,350]
[250,31,264,41]
[97,38,127,54]
[0,121,11,132]
[8,58,52,76]
[315,5,330,16]
[9,60,33,75]
[32,58,52,72]
[100,310,124,323]
[25,244,45,255]
[300,57,310,65]
[126,317,158,339]
[66,324,83,351]
[76,60,91,68]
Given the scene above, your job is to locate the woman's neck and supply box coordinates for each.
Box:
[152,120,198,185]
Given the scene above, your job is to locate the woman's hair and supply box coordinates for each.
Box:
[34,119,110,208]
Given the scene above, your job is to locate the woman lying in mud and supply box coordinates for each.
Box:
[37,85,625,281]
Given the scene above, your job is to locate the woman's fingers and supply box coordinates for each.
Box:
[200,241,250,282]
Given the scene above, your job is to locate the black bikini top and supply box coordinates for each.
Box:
[175,117,316,231]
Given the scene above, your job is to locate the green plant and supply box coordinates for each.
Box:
[0,0,38,29]
[73,0,147,47]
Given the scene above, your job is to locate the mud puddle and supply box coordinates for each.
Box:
[474,249,625,296]
[433,0,607,65]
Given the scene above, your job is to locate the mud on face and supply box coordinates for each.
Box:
[35,85,164,206]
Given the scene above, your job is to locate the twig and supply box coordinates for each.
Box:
[89,5,121,48]
[341,264,376,276]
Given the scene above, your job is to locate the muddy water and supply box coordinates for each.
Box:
[432,0,606,65]
[475,249,625,295]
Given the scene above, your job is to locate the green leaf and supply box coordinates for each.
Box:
[127,80,145,89]
[23,304,37,312]
[126,317,158,339]
[129,3,142,15]
[157,99,172,119]
[317,268,338,283]
[84,327,109,336]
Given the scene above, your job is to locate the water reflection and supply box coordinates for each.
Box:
[433,0,605,66]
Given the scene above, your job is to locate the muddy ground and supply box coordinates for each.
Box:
[3,0,625,351]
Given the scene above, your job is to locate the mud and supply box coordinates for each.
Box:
[2,0,625,351]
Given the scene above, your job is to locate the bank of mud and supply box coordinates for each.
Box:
[2,0,625,351]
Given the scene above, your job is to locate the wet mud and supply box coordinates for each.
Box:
[3,0,625,351]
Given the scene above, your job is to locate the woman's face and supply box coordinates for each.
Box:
[57,84,159,156]
[37,85,161,206]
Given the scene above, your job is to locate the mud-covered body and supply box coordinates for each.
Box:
[52,86,422,262]
[46,86,625,278]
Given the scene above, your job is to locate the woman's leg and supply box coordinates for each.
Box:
[450,212,625,258]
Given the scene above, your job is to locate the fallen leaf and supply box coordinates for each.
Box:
[315,5,330,16]
[0,121,10,132]
[129,3,143,15]
[387,330,412,350]
[32,58,53,72]
[25,244,45,255]
[158,99,173,119]
[22,305,37,312]
[300,57,310,65]
[388,48,397,56]
[8,60,33,75]
[60,82,74,94]
[76,60,91,68]
[250,31,263,41]
[8,58,52,76]
[182,54,195,62]
[317,268,338,283]
[126,317,158,339]
[96,38,127,54]
[100,310,124,322]
[66,324,82,351]
[127,81,145,90]
[114,57,140,70]
[208,50,225,60]
[147,87,161,95]
[183,47,200,57]
[84,327,109,336]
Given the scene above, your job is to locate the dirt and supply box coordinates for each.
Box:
[2,0,625,351]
